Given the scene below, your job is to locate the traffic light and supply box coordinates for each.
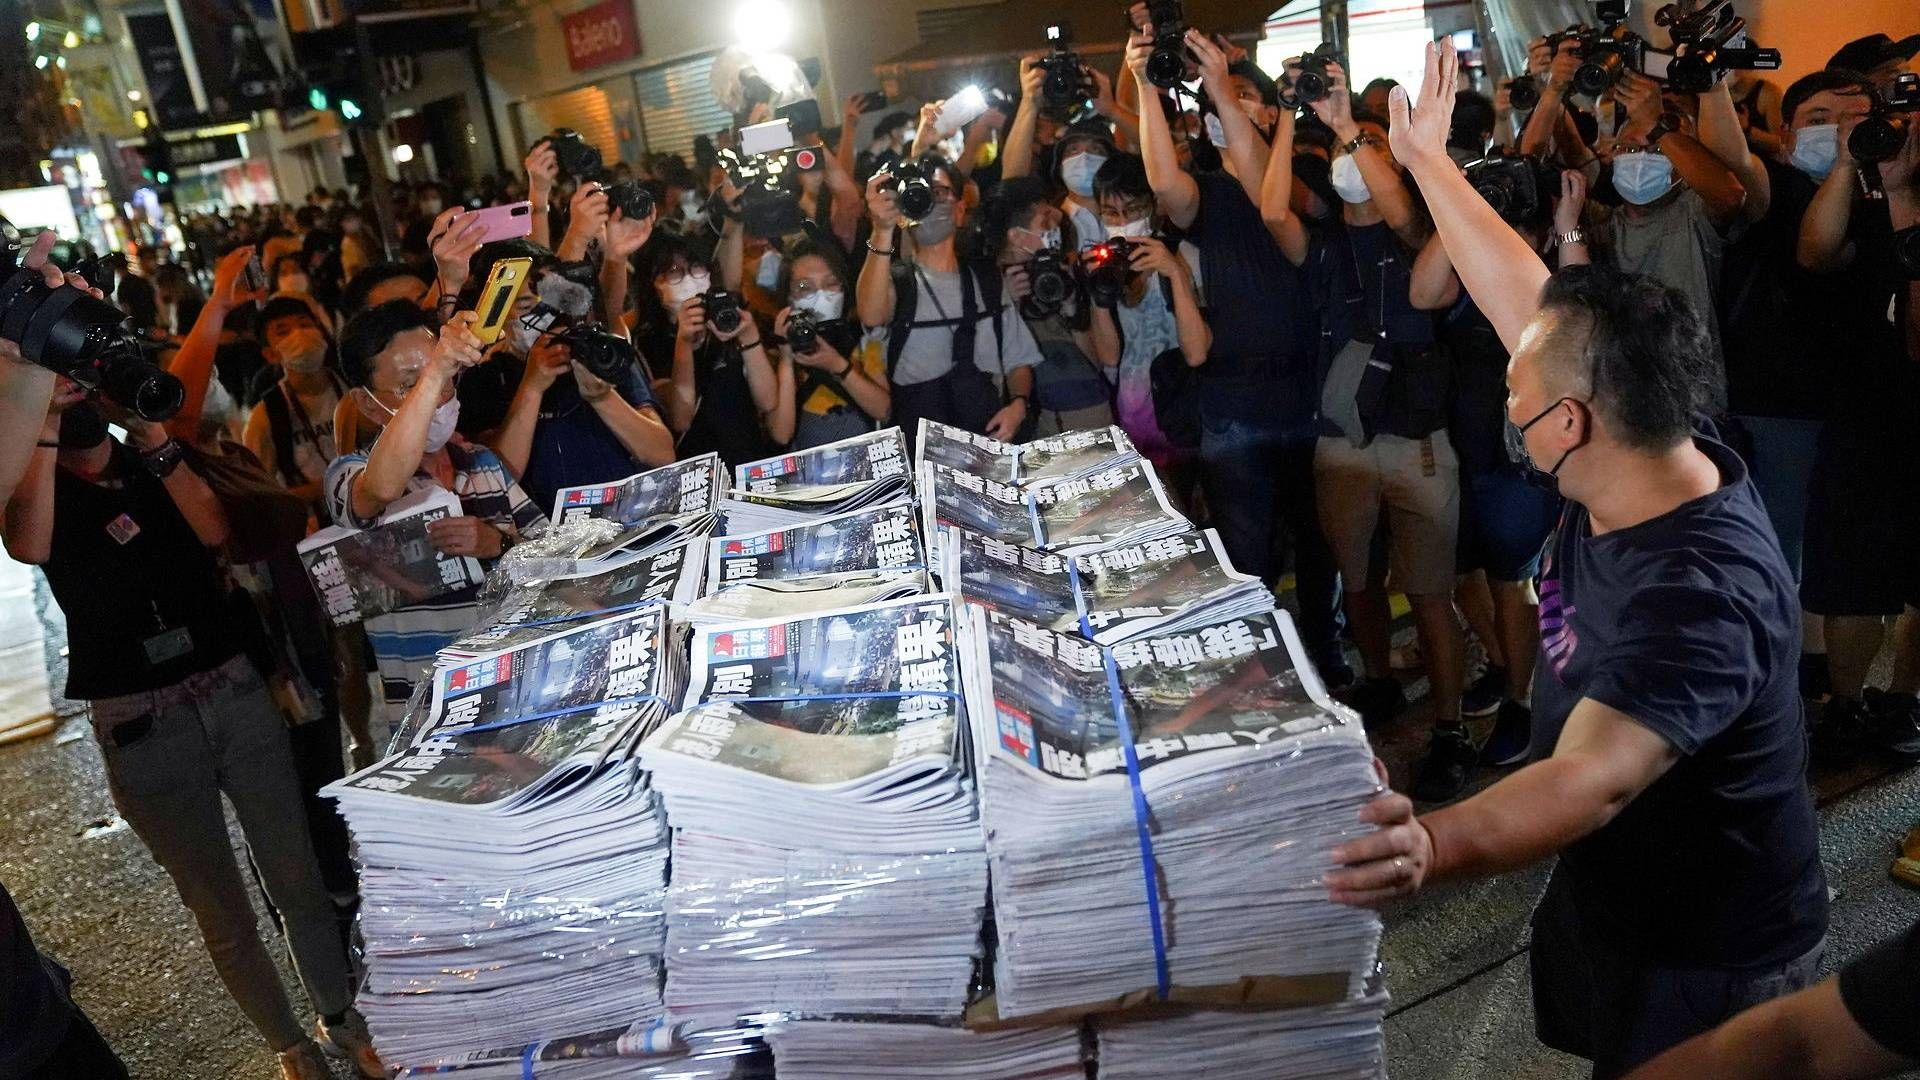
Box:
[308,85,328,111]
[339,98,362,121]
[140,128,175,195]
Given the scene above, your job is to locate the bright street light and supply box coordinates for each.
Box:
[63,30,78,47]
[24,21,39,41]
[732,0,792,54]
[392,143,415,163]
[127,89,142,101]
[33,54,48,69]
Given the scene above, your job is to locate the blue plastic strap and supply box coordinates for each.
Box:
[1070,561,1170,999]
[1025,494,1044,547]
[442,694,669,737]
[521,1040,537,1079]
[714,689,960,704]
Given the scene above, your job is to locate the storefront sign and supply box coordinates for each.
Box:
[170,134,245,167]
[561,0,641,72]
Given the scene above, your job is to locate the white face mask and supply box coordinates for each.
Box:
[1330,154,1373,204]
[1612,151,1676,206]
[660,271,710,312]
[423,397,461,454]
[509,319,541,355]
[1060,152,1106,198]
[277,329,328,374]
[1106,216,1152,240]
[1788,123,1839,180]
[792,287,845,321]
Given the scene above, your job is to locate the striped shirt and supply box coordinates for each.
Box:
[324,438,549,730]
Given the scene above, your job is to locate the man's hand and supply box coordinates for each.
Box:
[4,242,96,370]
[1546,40,1581,92]
[429,208,487,294]
[1527,36,1553,77]
[520,341,571,395]
[842,92,869,124]
[1616,72,1663,139]
[775,307,848,370]
[1311,60,1359,141]
[983,397,1029,441]
[606,207,655,259]
[572,362,614,401]
[430,311,486,377]
[1387,41,1460,175]
[1003,263,1034,302]
[1325,786,1436,907]
[525,140,558,206]
[1124,30,1154,88]
[1090,66,1120,118]
[675,295,709,344]
[210,245,266,313]
[1877,113,1920,193]
[1186,28,1231,93]
[1018,54,1046,101]
[1553,169,1588,234]
[864,171,901,231]
[426,515,505,559]
[563,184,610,246]
[1126,235,1184,279]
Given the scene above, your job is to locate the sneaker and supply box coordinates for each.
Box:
[1864,688,1920,761]
[316,1009,385,1078]
[1810,695,1871,768]
[1412,727,1479,803]
[1480,699,1533,766]
[1336,676,1406,729]
[1462,663,1506,718]
[278,1040,331,1080]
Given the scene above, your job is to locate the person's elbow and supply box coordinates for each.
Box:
[3,530,49,566]
[196,515,231,550]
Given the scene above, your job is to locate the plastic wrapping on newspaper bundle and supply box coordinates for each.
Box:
[767,1018,1086,1079]
[721,428,914,532]
[687,501,930,625]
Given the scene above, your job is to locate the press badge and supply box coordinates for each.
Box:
[105,513,141,545]
[142,627,194,665]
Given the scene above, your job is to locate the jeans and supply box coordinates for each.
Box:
[1198,411,1343,664]
[1734,415,1821,582]
[88,655,352,1050]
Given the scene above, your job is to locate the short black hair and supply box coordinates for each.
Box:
[1056,121,1116,161]
[337,299,438,388]
[982,176,1055,257]
[1092,151,1152,208]
[1228,59,1281,108]
[1781,69,1874,127]
[1360,77,1400,99]
[1537,264,1717,451]
[259,295,321,335]
[1451,90,1497,151]
[877,111,913,136]
[339,262,428,319]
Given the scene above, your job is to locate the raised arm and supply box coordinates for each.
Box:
[1258,104,1310,265]
[0,234,70,511]
[2,384,81,564]
[855,172,901,327]
[128,412,229,549]
[1189,31,1267,205]
[578,366,675,466]
[1127,30,1200,230]
[348,313,484,522]
[816,143,864,252]
[602,207,655,330]
[526,140,558,251]
[1408,230,1463,311]
[555,183,610,264]
[1002,56,1048,180]
[1318,61,1426,249]
[1696,76,1770,222]
[165,245,265,442]
[1387,42,1550,353]
[1089,67,1141,151]
[1615,74,1745,229]
[1797,125,1860,272]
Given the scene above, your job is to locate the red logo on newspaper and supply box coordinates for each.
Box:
[996,701,1036,764]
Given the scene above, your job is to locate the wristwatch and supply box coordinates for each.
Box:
[1644,120,1676,146]
[1341,132,1375,155]
[1557,228,1586,247]
[139,437,184,478]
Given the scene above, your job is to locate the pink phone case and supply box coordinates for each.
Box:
[468,201,534,244]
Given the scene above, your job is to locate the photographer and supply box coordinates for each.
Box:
[990,176,1113,435]
[855,155,1042,441]
[764,239,891,449]
[1328,47,1828,1077]
[649,228,784,467]
[1796,87,1920,760]
[1004,48,1138,250]
[324,303,549,723]
[1519,37,1603,171]
[3,381,382,1079]
[855,111,915,185]
[0,233,75,511]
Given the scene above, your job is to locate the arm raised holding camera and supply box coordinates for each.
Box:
[0,233,73,516]
[164,244,266,443]
[1128,29,1201,229]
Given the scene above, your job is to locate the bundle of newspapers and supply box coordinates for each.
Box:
[637,594,988,1031]
[766,1020,1084,1080]
[944,527,1272,645]
[297,488,484,626]
[687,502,930,625]
[391,1020,772,1080]
[549,452,724,541]
[959,603,1384,1021]
[324,606,685,1070]
[462,535,707,649]
[722,429,912,532]
[920,459,1191,556]
[1095,993,1390,1079]
[917,419,1140,489]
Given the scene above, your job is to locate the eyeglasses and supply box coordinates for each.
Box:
[929,185,958,203]
[790,278,842,299]
[655,265,712,284]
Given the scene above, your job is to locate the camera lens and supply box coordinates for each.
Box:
[896,179,935,221]
[1508,78,1541,112]
[1849,114,1909,164]
[1146,46,1186,90]
[1574,52,1623,97]
[101,353,185,422]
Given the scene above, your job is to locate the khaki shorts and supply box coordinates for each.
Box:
[1314,432,1460,596]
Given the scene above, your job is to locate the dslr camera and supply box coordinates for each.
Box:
[0,221,184,420]
[784,309,822,354]
[1281,42,1342,108]
[1038,24,1093,117]
[553,320,639,383]
[1655,0,1780,94]
[1082,235,1139,307]
[1021,247,1072,318]
[700,289,745,336]
[1143,0,1190,90]
[1573,1,1645,97]
[1850,72,1919,165]
[881,158,940,222]
[543,128,654,221]
[1465,155,1561,226]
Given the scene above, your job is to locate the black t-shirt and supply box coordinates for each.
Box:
[678,337,774,471]
[0,881,73,1076]
[1188,170,1319,423]
[1312,220,1449,440]
[41,444,243,699]
[1720,160,1900,419]
[1440,295,1507,474]
[1529,435,1828,968]
[456,352,527,439]
[1839,919,1920,1059]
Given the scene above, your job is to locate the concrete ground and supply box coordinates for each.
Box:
[3,568,1917,1079]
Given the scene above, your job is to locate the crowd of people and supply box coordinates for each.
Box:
[1,4,1918,1079]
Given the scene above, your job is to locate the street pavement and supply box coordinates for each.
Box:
[2,568,1916,1079]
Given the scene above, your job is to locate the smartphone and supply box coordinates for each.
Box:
[243,248,268,293]
[740,117,797,157]
[855,90,888,114]
[467,201,534,245]
[935,85,988,135]
[470,256,532,346]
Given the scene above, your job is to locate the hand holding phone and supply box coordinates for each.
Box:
[935,85,989,136]
[467,202,534,245]
[470,256,533,346]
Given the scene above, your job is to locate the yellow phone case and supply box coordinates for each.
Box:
[471,256,533,345]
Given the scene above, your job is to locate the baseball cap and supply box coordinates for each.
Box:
[1827,33,1920,75]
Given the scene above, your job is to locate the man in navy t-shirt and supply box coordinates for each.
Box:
[1328,47,1828,1079]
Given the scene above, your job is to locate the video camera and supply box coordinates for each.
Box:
[1038,24,1093,117]
[1021,247,1072,319]
[1143,0,1190,90]
[542,128,655,222]
[0,221,184,421]
[1280,42,1341,109]
[880,158,940,222]
[1083,235,1140,307]
[714,118,811,238]
[1655,0,1780,94]
[1465,155,1561,227]
[1850,72,1919,165]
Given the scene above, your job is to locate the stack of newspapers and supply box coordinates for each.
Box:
[465,535,707,647]
[1095,993,1390,1078]
[687,502,930,625]
[390,1020,773,1080]
[920,460,1191,556]
[325,606,684,1070]
[944,527,1273,644]
[638,594,989,1031]
[917,419,1140,489]
[550,453,725,535]
[766,1020,1084,1080]
[958,603,1384,1019]
[722,430,913,532]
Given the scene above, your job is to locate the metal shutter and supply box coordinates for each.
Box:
[915,3,1000,43]
[632,53,734,161]
[516,84,622,165]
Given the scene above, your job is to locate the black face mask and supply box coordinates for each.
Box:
[1505,396,1588,489]
[57,402,110,450]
